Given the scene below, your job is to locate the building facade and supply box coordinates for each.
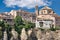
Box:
[0,6,60,28]
[36,6,60,29]
[0,10,36,26]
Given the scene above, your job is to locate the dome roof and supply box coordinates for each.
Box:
[41,6,52,10]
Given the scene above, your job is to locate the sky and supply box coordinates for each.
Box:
[0,0,60,15]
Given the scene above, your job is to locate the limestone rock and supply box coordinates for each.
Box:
[3,31,7,40]
[11,29,18,40]
[36,29,42,40]
[28,28,32,36]
[20,28,27,40]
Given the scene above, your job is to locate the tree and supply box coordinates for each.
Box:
[0,21,5,40]
[14,16,35,34]
[0,20,12,40]
[0,21,5,31]
[14,16,24,27]
[4,22,12,40]
[0,21,12,40]
[24,21,35,31]
[14,16,24,34]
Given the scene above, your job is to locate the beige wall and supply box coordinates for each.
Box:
[55,18,60,26]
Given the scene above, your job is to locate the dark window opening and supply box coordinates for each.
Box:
[39,22,43,27]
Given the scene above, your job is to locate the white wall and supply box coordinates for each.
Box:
[36,20,53,29]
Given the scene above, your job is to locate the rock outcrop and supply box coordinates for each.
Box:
[9,28,60,40]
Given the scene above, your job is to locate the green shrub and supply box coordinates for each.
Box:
[39,28,45,31]
[50,27,56,31]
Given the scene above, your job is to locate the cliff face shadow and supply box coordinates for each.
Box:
[27,29,37,40]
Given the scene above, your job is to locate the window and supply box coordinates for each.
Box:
[43,10,47,14]
[52,25,54,27]
[40,11,43,14]
[39,22,43,27]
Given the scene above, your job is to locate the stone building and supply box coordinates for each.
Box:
[36,6,60,29]
[0,10,36,26]
[0,5,60,28]
[9,10,36,22]
[0,13,14,26]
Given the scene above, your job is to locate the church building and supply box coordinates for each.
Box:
[35,6,60,29]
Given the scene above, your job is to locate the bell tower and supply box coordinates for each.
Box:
[35,0,39,16]
[35,5,39,16]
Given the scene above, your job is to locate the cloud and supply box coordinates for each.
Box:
[3,0,51,9]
